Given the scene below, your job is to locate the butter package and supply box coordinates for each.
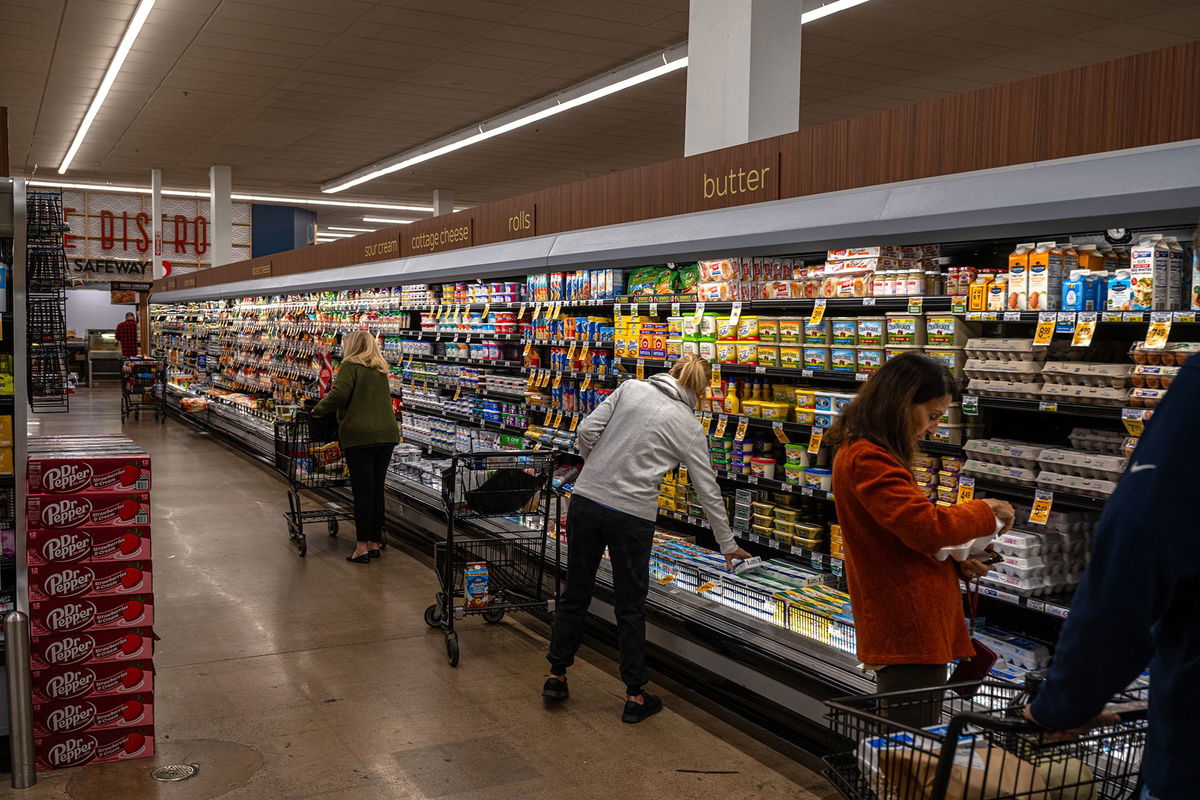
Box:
[1027,241,1064,311]
[1008,243,1034,310]
[830,348,856,373]
[804,319,831,345]
[885,314,924,346]
[803,347,830,370]
[856,347,883,374]
[855,318,885,347]
[464,562,489,609]
[778,317,803,344]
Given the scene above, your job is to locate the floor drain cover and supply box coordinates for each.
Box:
[151,764,200,782]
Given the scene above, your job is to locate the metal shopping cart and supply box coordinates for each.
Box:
[824,678,1148,800]
[121,357,166,423]
[274,414,355,557]
[422,450,563,667]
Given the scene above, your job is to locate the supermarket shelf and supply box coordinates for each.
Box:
[971,396,1129,419]
[524,339,614,349]
[715,468,834,502]
[614,357,870,385]
[965,310,1200,324]
[405,354,525,369]
[612,296,954,314]
[975,584,1074,620]
[657,509,844,576]
[520,366,619,382]
[970,477,1109,511]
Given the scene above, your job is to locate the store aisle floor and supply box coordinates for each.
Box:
[21,388,835,800]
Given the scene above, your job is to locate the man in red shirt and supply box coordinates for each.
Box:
[115,312,139,357]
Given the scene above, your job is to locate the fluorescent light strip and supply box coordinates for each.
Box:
[323,46,689,194]
[363,216,417,225]
[326,226,377,232]
[28,180,435,213]
[801,0,870,23]
[315,231,355,239]
[59,0,156,173]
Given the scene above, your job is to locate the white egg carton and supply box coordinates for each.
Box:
[993,530,1058,557]
[1069,427,1128,455]
[963,439,1046,469]
[1041,383,1128,406]
[967,379,1045,400]
[981,571,1079,597]
[994,554,1051,578]
[961,459,1038,485]
[1010,504,1099,535]
[964,359,1043,383]
[1038,449,1127,481]
[1036,470,1119,498]
[965,338,1046,362]
[1041,361,1131,388]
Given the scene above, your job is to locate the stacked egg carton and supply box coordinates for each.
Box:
[960,439,1044,486]
[1069,427,1129,455]
[984,504,1098,596]
[964,338,1046,400]
[1041,361,1130,406]
[1036,449,1126,498]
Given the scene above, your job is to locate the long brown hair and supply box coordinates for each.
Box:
[826,352,957,465]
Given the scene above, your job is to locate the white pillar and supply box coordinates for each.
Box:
[432,189,454,217]
[684,0,802,157]
[208,165,233,268]
[150,169,164,279]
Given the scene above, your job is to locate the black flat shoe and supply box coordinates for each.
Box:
[368,549,381,558]
[346,553,371,563]
[621,692,663,724]
[542,676,569,700]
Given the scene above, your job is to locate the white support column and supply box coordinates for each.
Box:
[150,169,164,279]
[208,165,233,268]
[432,189,454,217]
[684,0,802,157]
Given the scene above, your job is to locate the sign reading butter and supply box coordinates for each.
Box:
[408,218,473,255]
[690,152,780,212]
[361,231,400,262]
[251,262,272,277]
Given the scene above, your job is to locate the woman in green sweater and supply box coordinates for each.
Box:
[312,329,400,563]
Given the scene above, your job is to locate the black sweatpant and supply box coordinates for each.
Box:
[875,664,948,729]
[547,494,654,695]
[344,443,395,543]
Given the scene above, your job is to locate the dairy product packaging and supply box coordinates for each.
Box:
[1129,235,1172,310]
[1007,243,1034,310]
[1026,242,1064,310]
[464,562,489,608]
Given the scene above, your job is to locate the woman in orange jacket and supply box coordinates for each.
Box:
[828,353,1013,703]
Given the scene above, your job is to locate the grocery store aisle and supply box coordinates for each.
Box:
[24,387,835,800]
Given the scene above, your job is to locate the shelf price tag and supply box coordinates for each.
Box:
[522,341,532,356]
[552,375,563,388]
[1033,312,1056,346]
[772,421,790,443]
[807,427,824,454]
[907,296,924,314]
[809,299,827,325]
[961,394,979,416]
[649,302,658,318]
[695,581,717,594]
[453,388,461,401]
[482,302,491,320]
[713,414,729,438]
[517,303,527,320]
[1121,407,1147,437]
[543,409,553,426]
[566,342,578,363]
[531,304,543,321]
[951,297,967,314]
[671,302,680,318]
[710,364,722,388]
[1072,312,1097,347]
[630,303,639,318]
[734,419,749,441]
[657,575,676,585]
[1029,490,1054,525]
[633,359,644,380]
[540,370,553,388]
[1144,312,1172,350]
[552,410,564,428]
[1003,311,1022,322]
[580,376,592,390]
[729,301,743,330]
[956,476,975,504]
[693,301,706,324]
[569,414,580,431]
[1039,401,1058,413]
[553,301,564,320]
[1175,311,1197,323]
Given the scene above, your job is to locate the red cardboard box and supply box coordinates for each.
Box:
[31,628,154,669]
[32,660,154,703]
[26,492,151,529]
[30,595,154,636]
[27,456,151,494]
[27,527,151,565]
[34,693,154,736]
[36,726,154,771]
[29,562,152,601]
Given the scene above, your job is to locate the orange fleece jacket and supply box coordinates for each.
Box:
[832,439,997,666]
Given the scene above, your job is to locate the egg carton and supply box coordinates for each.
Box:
[993,555,1054,578]
[967,379,1044,400]
[1038,449,1127,481]
[1010,504,1099,536]
[1128,387,1169,409]
[964,338,1046,362]
[1069,427,1128,455]
[981,571,1080,597]
[961,459,1038,485]
[963,439,1046,470]
[1041,383,1129,406]
[1130,365,1180,389]
[1041,361,1130,388]
[963,358,1042,383]
[993,530,1061,557]
[1036,470,1118,498]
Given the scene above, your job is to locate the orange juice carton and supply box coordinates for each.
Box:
[1007,243,1034,310]
[1130,235,1172,310]
[1027,241,1065,311]
[1076,244,1105,272]
[968,273,994,312]
[986,277,1008,311]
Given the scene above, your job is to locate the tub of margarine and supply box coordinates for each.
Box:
[752,524,774,539]
[803,347,830,370]
[830,347,857,373]
[741,400,763,418]
[856,317,886,347]
[698,314,720,339]
[682,316,701,339]
[924,347,967,378]
[804,468,833,492]
[667,316,685,337]
[736,340,758,365]
[757,345,780,367]
[795,522,824,541]
[784,444,807,464]
[757,318,781,343]
[681,339,700,358]
[759,401,790,421]
[794,407,816,426]
[831,392,856,414]
[794,389,816,407]
[886,313,925,346]
[804,319,831,345]
[778,317,803,344]
[774,519,797,536]
[698,339,718,361]
[666,339,683,358]
[779,345,803,368]
[737,316,759,341]
[751,501,775,517]
[750,457,776,480]
[831,319,857,346]
[856,346,883,374]
[715,316,737,341]
[774,508,800,524]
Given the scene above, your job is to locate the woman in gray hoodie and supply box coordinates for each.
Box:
[543,353,751,723]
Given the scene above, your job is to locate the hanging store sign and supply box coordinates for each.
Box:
[358,229,401,263]
[69,258,151,283]
[111,281,154,293]
[405,216,474,255]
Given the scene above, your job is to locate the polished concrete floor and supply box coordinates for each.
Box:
[19,387,837,800]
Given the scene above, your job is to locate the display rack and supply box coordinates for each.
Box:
[24,190,68,412]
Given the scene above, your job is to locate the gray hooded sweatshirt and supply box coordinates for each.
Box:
[571,372,737,554]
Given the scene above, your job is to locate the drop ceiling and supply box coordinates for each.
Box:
[2,0,1199,231]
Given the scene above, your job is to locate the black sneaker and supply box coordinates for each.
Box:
[542,676,569,700]
[621,692,663,724]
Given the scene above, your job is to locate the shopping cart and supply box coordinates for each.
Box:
[422,450,563,667]
[824,678,1148,800]
[120,357,166,423]
[274,414,355,557]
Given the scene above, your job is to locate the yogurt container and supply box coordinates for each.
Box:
[804,467,833,491]
[750,457,777,480]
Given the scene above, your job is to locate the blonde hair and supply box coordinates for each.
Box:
[669,352,710,405]
[341,329,389,374]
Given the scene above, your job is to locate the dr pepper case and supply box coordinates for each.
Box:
[27,455,151,494]
[35,726,154,771]
[26,492,151,530]
[28,562,152,601]
[33,693,154,737]
[31,628,154,670]
[31,660,154,703]
[26,527,151,565]
[30,594,154,637]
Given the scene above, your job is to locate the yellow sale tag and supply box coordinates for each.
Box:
[1034,312,1056,345]
[481,302,490,320]
[636,359,646,380]
[1029,490,1054,525]
[907,296,924,314]
[553,375,563,388]
[729,301,743,330]
[1072,312,1097,347]
[710,364,722,388]
[713,416,729,438]
[1144,313,1172,350]
[809,298,827,325]
[567,342,577,362]
[453,388,461,401]
[772,421,789,444]
[696,582,717,594]
[579,346,590,368]
[543,410,553,426]
[436,305,445,320]
[523,341,532,356]
[807,427,824,454]
[569,414,580,431]
[956,476,975,504]
[1122,407,1146,437]
[518,303,527,320]
[735,419,749,441]
[552,410,563,428]
[537,370,549,388]
[693,301,706,324]
[531,304,542,320]
[657,575,676,585]
[580,377,592,390]
[703,414,714,434]
[597,364,606,376]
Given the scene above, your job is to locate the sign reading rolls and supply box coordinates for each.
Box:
[405,216,473,255]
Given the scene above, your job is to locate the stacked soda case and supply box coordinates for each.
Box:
[25,434,155,772]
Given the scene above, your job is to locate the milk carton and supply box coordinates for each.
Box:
[1027,241,1065,310]
[1061,271,1087,311]
[1164,236,1186,309]
[464,562,489,608]
[1107,270,1133,312]
[1129,235,1171,310]
[1007,243,1034,310]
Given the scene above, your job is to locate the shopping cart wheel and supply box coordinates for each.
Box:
[445,633,460,667]
[482,607,505,625]
[328,519,339,536]
[423,604,443,629]
[297,537,307,558]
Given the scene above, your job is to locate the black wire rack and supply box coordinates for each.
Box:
[26,190,70,412]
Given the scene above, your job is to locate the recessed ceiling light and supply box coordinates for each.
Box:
[28,180,435,212]
[363,216,418,225]
[327,226,377,232]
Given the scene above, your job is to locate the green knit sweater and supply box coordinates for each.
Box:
[311,361,399,450]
